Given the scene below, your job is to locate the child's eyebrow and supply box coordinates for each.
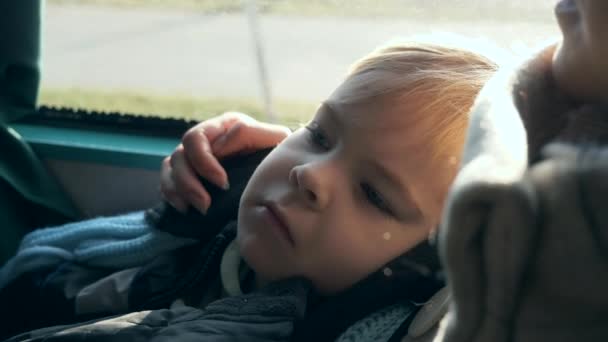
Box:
[367,159,422,221]
[322,100,368,130]
[319,101,342,126]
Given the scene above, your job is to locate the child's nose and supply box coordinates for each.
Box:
[288,162,330,210]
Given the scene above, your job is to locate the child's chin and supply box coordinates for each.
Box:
[238,236,291,281]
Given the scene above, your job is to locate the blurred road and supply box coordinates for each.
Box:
[43,4,559,103]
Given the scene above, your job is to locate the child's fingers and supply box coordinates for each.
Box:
[169,146,213,214]
[182,126,229,190]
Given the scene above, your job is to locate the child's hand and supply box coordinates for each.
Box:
[160,112,291,214]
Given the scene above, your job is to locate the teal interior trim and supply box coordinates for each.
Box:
[11,123,179,170]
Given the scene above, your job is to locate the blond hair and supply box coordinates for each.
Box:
[344,41,498,212]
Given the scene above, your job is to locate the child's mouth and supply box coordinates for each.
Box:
[262,202,296,247]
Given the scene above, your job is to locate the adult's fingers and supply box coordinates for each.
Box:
[212,120,291,158]
[182,123,229,190]
[160,156,189,213]
[169,145,212,214]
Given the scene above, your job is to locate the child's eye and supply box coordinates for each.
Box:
[305,121,331,150]
[361,183,394,217]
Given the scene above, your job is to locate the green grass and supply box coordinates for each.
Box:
[47,0,555,22]
[39,87,317,127]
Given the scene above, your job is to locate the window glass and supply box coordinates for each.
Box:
[41,0,558,125]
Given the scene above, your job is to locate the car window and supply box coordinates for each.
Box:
[41,0,559,125]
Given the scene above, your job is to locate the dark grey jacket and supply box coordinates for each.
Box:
[435,45,608,342]
[7,278,311,342]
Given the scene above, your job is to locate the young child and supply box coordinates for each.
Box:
[434,1,608,341]
[0,41,497,341]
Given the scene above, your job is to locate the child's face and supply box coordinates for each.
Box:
[237,81,443,294]
[553,0,608,103]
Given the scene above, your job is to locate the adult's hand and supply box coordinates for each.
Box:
[160,112,290,213]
